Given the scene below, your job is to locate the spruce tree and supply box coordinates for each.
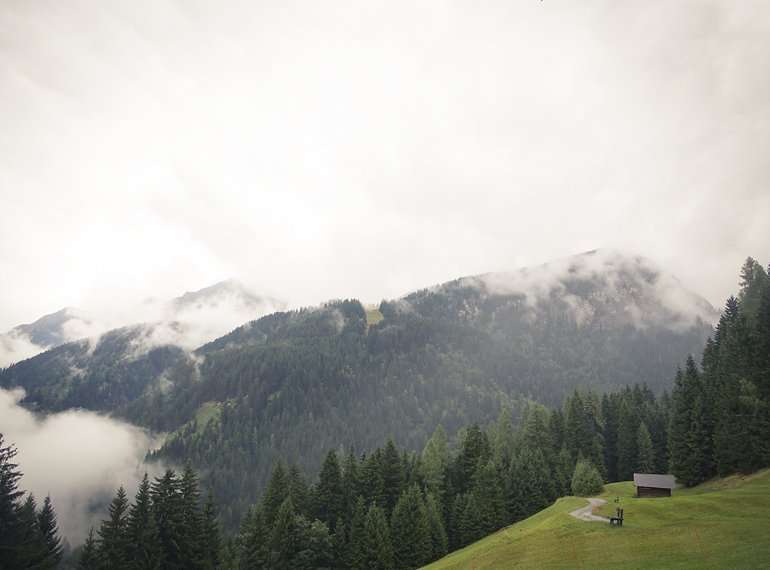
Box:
[151,470,185,568]
[346,496,367,569]
[268,498,298,569]
[421,425,449,498]
[0,436,26,569]
[636,422,655,474]
[126,473,162,570]
[262,462,289,527]
[179,464,204,568]
[36,495,63,569]
[239,505,268,569]
[471,459,505,534]
[363,504,394,570]
[380,440,405,516]
[78,528,99,570]
[615,398,639,481]
[425,492,448,561]
[200,492,222,570]
[98,486,130,570]
[315,450,344,526]
[390,485,431,569]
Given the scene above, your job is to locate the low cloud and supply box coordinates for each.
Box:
[465,249,718,330]
[0,388,163,543]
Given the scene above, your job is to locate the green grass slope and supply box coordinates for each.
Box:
[425,469,770,569]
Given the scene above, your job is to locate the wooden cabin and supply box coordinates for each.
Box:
[633,473,675,497]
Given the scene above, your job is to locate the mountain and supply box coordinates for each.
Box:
[0,280,285,368]
[0,250,716,528]
[0,308,94,367]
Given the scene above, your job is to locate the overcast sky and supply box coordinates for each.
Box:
[1,0,769,331]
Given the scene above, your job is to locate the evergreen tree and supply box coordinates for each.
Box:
[571,459,603,496]
[636,422,655,474]
[345,497,367,569]
[261,462,289,527]
[363,504,394,570]
[126,473,162,570]
[240,505,269,569]
[200,492,222,570]
[421,425,449,498]
[36,495,63,569]
[151,470,185,568]
[78,528,99,570]
[0,435,26,569]
[380,440,405,516]
[453,424,490,496]
[98,486,130,570]
[425,492,448,560]
[470,459,505,534]
[315,451,344,526]
[459,493,483,547]
[179,464,203,568]
[615,398,639,481]
[341,449,361,518]
[601,394,619,482]
[268,498,298,569]
[390,485,431,569]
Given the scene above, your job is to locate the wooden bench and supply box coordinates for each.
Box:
[609,508,624,526]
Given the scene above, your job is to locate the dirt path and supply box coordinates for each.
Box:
[569,498,610,523]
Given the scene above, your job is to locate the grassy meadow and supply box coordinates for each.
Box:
[424,469,770,569]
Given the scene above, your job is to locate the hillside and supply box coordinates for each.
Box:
[426,469,770,569]
[0,250,716,527]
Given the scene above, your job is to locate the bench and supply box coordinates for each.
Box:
[609,508,624,526]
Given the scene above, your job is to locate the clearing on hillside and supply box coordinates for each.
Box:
[424,469,770,569]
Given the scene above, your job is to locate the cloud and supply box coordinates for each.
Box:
[0,1,768,331]
[465,249,718,330]
[0,388,163,543]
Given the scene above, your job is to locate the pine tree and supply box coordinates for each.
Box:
[127,473,162,570]
[315,450,344,526]
[363,504,394,570]
[240,505,269,569]
[359,450,385,509]
[615,398,639,481]
[200,492,222,569]
[151,470,185,568]
[636,422,655,474]
[601,394,619,482]
[390,485,431,569]
[380,440,405,516]
[570,459,603,496]
[454,424,490,496]
[341,449,361,518]
[471,460,505,534]
[421,425,449,498]
[0,436,26,569]
[268,498,298,569]
[459,492,483,547]
[179,464,204,568]
[36,495,63,569]
[346,496,367,569]
[98,486,130,570]
[78,528,99,570]
[262,462,289,527]
[425,492,448,561]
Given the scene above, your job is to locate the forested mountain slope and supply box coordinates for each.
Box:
[0,250,715,527]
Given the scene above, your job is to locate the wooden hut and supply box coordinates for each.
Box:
[633,473,675,497]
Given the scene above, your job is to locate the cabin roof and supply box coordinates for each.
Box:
[633,473,676,489]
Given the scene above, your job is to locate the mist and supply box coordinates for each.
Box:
[0,388,163,543]
[1,1,769,334]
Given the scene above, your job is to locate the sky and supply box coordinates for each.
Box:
[1,0,769,332]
